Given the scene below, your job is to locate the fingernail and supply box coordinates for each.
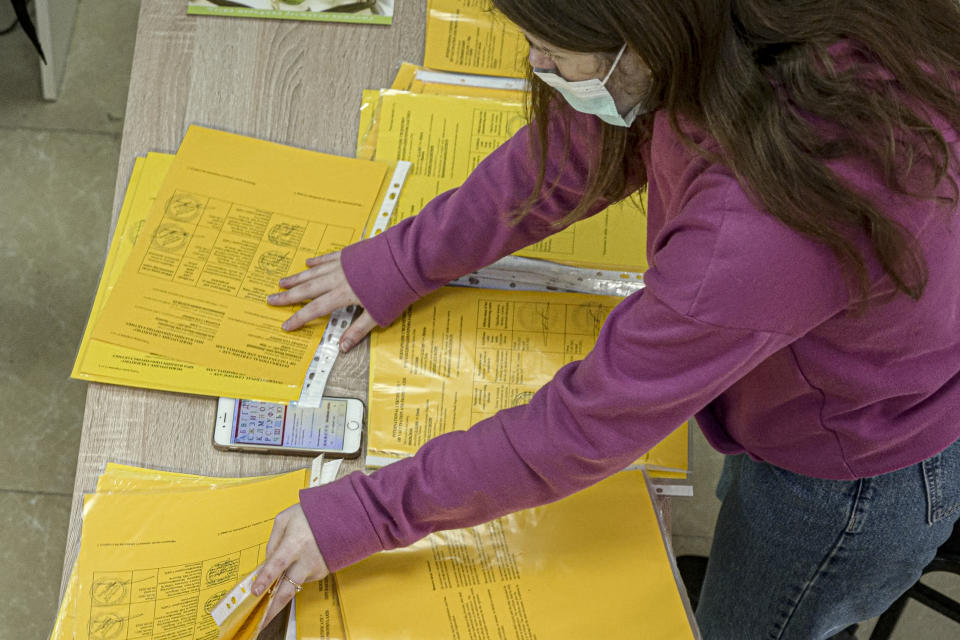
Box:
[267,294,277,302]
[281,322,291,331]
[339,338,352,352]
[253,584,263,596]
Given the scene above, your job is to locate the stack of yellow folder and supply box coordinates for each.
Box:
[51,463,310,640]
[357,72,650,274]
[72,127,397,402]
[51,465,695,640]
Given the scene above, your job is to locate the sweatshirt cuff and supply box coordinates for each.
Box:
[341,231,420,326]
[299,471,385,572]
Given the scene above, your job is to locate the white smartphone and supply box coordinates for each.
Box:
[213,397,364,458]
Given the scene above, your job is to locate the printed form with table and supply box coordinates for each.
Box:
[55,2,699,639]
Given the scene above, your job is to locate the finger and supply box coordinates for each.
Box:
[281,293,353,331]
[268,277,336,308]
[276,258,342,291]
[252,540,293,597]
[304,252,341,267]
[281,265,338,291]
[264,511,290,560]
[338,310,378,353]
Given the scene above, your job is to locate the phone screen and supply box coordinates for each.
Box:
[231,399,347,450]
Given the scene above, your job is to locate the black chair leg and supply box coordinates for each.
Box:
[910,582,960,623]
[676,555,709,611]
[869,592,910,640]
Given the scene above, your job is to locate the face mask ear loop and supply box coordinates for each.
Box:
[601,43,629,86]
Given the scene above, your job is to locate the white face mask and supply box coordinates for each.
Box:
[533,43,644,127]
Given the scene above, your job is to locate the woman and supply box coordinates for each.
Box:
[253,1,960,637]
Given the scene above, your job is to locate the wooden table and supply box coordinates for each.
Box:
[59,3,671,637]
[59,1,425,636]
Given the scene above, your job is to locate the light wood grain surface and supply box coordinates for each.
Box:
[61,1,426,635]
[61,3,669,637]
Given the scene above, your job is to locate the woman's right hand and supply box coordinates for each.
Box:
[267,252,378,352]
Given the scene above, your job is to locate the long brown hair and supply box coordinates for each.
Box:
[491,0,960,301]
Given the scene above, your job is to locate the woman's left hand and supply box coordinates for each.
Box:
[252,503,330,628]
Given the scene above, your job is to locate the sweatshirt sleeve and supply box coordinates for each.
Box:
[301,285,796,571]
[300,160,855,572]
[340,109,613,326]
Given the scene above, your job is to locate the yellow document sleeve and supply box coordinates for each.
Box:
[366,286,616,463]
[294,576,346,640]
[72,152,346,401]
[90,127,390,400]
[372,92,649,272]
[70,468,308,640]
[424,0,529,78]
[335,469,697,639]
[365,285,687,473]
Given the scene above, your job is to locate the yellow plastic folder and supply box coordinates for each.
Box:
[365,286,686,474]
[335,469,697,639]
[358,62,525,162]
[374,91,526,183]
[424,0,529,78]
[369,90,649,271]
[72,152,337,401]
[52,464,287,640]
[56,466,307,640]
[90,126,391,401]
[388,172,649,272]
[294,576,346,640]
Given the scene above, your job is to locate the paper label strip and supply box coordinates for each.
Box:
[415,69,528,92]
[211,568,259,626]
[366,161,412,238]
[365,160,640,298]
[296,161,412,407]
[450,255,645,298]
[295,305,356,408]
[651,484,695,497]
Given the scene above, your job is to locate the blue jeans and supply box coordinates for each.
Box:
[695,437,960,639]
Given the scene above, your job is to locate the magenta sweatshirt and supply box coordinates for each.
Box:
[300,94,960,573]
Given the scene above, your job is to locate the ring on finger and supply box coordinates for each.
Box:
[280,573,303,593]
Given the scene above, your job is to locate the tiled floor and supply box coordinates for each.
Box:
[0,1,137,638]
[0,1,957,639]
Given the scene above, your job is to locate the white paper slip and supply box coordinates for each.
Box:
[450,255,645,297]
[415,69,528,92]
[210,566,260,627]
